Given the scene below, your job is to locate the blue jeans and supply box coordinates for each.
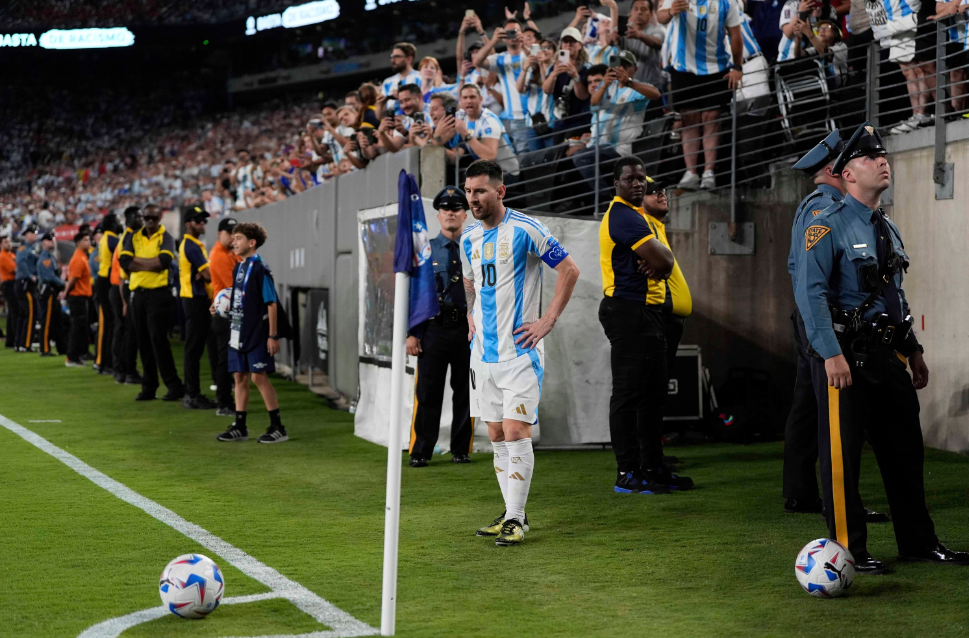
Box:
[525,125,555,152]
[501,118,529,155]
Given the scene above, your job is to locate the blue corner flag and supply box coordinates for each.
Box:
[393,170,440,329]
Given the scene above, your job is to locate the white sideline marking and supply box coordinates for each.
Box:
[28,419,62,423]
[0,414,377,638]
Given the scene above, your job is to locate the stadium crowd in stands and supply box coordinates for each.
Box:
[2,0,969,240]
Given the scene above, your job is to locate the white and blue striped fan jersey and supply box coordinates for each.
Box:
[485,51,528,120]
[946,0,969,49]
[866,0,920,40]
[777,0,836,61]
[661,0,743,75]
[586,43,620,66]
[523,65,554,126]
[738,13,762,60]
[588,83,649,157]
[381,69,423,97]
[457,108,520,176]
[460,209,570,363]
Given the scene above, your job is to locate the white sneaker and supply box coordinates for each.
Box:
[916,113,934,128]
[700,170,716,189]
[677,171,700,190]
[889,116,920,135]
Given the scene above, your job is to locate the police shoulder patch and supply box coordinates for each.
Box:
[42,259,51,267]
[811,209,822,217]
[805,226,831,251]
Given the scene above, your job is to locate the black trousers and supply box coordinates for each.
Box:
[663,313,685,383]
[2,280,20,348]
[409,318,473,460]
[67,296,90,361]
[208,314,233,409]
[132,287,182,395]
[110,284,138,377]
[810,345,937,556]
[182,296,211,398]
[94,278,114,369]
[599,296,668,473]
[39,288,66,355]
[15,279,36,349]
[783,309,821,501]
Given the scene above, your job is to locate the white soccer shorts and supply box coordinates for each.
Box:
[469,350,544,424]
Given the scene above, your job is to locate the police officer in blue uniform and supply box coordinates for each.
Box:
[14,224,40,352]
[796,122,969,572]
[36,231,67,357]
[783,130,846,514]
[406,186,474,467]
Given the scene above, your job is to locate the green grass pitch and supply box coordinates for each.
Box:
[1,324,967,637]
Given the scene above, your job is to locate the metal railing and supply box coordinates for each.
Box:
[444,18,967,218]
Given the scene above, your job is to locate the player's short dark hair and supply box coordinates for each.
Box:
[393,42,417,59]
[466,160,504,184]
[587,63,608,78]
[613,155,645,182]
[123,206,141,225]
[505,19,523,30]
[632,0,655,10]
[233,221,267,249]
[398,83,422,98]
[73,232,88,243]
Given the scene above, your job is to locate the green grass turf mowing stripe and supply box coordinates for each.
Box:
[1,324,968,637]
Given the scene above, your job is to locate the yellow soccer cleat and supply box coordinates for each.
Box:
[476,512,529,536]
[495,519,525,547]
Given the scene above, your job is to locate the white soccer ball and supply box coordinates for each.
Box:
[214,288,232,318]
[159,553,225,618]
[795,538,855,598]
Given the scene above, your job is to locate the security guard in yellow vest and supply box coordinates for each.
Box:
[178,206,217,410]
[118,204,185,402]
[94,214,121,373]
[598,156,693,495]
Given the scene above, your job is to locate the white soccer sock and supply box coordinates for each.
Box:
[504,438,534,523]
[492,441,510,511]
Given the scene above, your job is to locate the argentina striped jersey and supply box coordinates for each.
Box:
[523,65,554,126]
[586,43,620,66]
[661,0,743,75]
[457,108,520,176]
[946,0,969,49]
[738,13,762,60]
[588,82,649,157]
[486,51,528,120]
[381,69,423,97]
[866,0,920,40]
[460,209,569,363]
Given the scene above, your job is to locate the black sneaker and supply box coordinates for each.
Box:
[215,406,235,417]
[65,358,86,368]
[451,454,471,464]
[645,468,694,491]
[134,391,156,401]
[39,352,56,357]
[182,395,217,410]
[125,373,144,385]
[161,386,186,402]
[217,423,249,442]
[114,372,126,384]
[409,456,428,468]
[257,425,288,443]
[614,471,670,495]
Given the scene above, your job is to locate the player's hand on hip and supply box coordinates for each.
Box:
[267,338,280,356]
[908,351,929,389]
[514,317,553,350]
[825,354,852,389]
[405,336,422,356]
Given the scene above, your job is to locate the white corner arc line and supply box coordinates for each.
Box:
[0,414,377,638]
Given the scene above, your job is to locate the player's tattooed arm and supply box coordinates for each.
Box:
[463,276,476,341]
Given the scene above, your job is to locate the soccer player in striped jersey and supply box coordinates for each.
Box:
[659,0,744,190]
[461,160,580,547]
[472,20,530,154]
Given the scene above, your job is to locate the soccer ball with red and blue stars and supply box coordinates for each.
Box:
[795,538,855,598]
[159,553,225,618]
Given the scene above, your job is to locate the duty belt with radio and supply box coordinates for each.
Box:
[829,255,912,367]
[433,302,466,325]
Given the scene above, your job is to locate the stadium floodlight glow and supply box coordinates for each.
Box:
[246,0,340,35]
[38,27,135,49]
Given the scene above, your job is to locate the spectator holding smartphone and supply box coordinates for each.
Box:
[778,0,836,62]
[473,19,531,154]
[378,84,422,152]
[454,84,521,180]
[658,0,744,190]
[542,28,593,138]
[584,0,622,65]
[573,51,660,201]
[420,94,463,161]
[618,0,668,89]
[518,38,558,151]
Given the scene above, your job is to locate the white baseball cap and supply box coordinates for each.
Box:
[560,27,583,42]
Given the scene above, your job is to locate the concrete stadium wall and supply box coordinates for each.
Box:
[882,125,969,454]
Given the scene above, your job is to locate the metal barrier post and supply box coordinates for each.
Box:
[934,19,953,198]
[593,110,601,216]
[866,40,880,125]
[729,92,738,234]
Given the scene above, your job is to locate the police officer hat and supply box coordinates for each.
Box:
[22,224,39,236]
[40,230,55,242]
[432,186,469,212]
[832,121,887,175]
[792,129,844,175]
